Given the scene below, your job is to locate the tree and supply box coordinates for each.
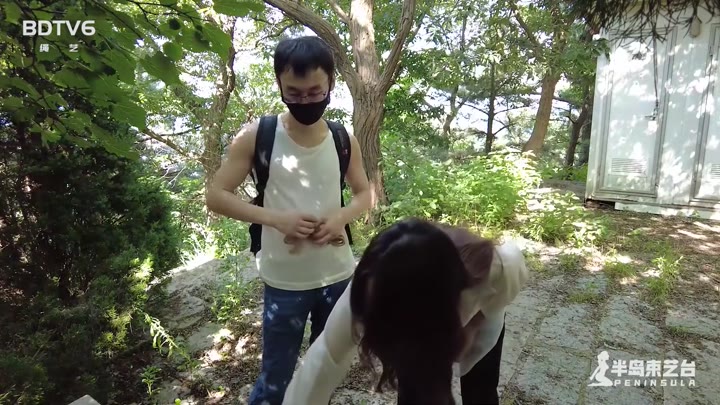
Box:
[0,0,261,161]
[261,0,419,206]
[558,26,601,168]
[506,1,576,156]
[571,0,720,40]
[404,0,532,154]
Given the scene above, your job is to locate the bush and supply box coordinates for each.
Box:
[379,131,608,249]
[520,191,611,246]
[0,138,182,404]
[382,140,541,229]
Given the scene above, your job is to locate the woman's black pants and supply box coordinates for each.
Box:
[460,322,506,405]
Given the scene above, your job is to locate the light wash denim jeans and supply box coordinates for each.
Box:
[248,277,351,405]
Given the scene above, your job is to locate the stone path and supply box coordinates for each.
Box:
[153,244,720,405]
[498,273,719,405]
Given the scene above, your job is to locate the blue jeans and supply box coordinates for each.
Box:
[248,277,351,405]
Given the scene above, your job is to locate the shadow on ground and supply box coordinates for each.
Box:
[136,210,718,405]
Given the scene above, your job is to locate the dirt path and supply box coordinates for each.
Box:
[148,213,719,405]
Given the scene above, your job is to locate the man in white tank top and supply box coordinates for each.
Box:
[206,36,371,405]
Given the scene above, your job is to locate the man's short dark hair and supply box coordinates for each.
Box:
[273,36,335,79]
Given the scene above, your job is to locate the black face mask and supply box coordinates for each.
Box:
[284,93,331,126]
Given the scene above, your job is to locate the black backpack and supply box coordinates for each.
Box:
[248,115,354,256]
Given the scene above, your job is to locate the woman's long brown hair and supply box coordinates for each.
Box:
[349,219,496,405]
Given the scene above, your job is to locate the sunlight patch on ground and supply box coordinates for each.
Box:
[675,229,708,240]
[182,252,217,271]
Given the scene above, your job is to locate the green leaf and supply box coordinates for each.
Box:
[160,0,178,5]
[41,93,68,109]
[52,68,90,90]
[3,3,23,22]
[36,42,62,62]
[65,134,93,148]
[213,0,264,17]
[89,74,125,102]
[7,77,40,98]
[2,97,24,110]
[203,24,232,60]
[106,50,136,84]
[140,52,182,85]
[163,42,184,61]
[91,124,140,160]
[112,100,147,129]
[41,128,62,144]
[116,28,140,50]
[179,27,212,53]
[80,47,104,71]
[107,10,137,34]
[65,111,93,134]
[34,10,53,20]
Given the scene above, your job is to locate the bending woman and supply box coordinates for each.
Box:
[281,218,529,405]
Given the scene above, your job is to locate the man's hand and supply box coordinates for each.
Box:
[310,210,348,245]
[273,211,320,239]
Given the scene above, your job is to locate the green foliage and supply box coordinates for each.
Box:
[382,128,541,228]
[0,133,182,403]
[211,257,263,326]
[603,260,637,279]
[646,254,683,303]
[0,0,260,158]
[558,252,585,273]
[541,164,588,182]
[520,192,610,246]
[140,365,163,398]
[211,218,250,258]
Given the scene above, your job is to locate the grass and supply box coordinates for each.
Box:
[618,229,674,256]
[645,254,683,303]
[524,252,545,273]
[666,325,695,339]
[603,260,637,279]
[558,253,584,273]
[567,289,603,304]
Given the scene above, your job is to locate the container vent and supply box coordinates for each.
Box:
[710,163,720,180]
[610,158,647,175]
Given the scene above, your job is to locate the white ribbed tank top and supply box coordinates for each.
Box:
[256,118,356,290]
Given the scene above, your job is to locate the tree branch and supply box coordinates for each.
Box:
[508,3,544,58]
[328,0,350,24]
[138,126,201,142]
[379,0,418,94]
[141,127,197,160]
[493,122,512,136]
[263,0,359,94]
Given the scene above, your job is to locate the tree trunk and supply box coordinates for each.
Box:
[201,19,237,190]
[564,90,591,168]
[485,63,497,154]
[264,0,417,208]
[354,88,387,206]
[577,110,593,167]
[522,73,560,155]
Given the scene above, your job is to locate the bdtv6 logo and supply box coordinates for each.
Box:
[22,20,96,36]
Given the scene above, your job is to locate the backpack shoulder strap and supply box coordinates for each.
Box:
[327,120,354,246]
[251,115,278,204]
[327,120,351,188]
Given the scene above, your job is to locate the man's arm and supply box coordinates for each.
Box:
[339,134,372,223]
[205,122,278,226]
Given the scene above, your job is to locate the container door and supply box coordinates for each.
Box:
[694,30,720,201]
[600,33,674,195]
